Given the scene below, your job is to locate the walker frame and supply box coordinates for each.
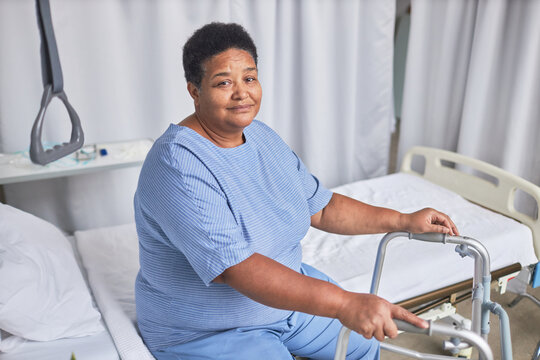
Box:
[334,232,513,360]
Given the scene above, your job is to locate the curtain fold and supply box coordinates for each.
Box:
[0,0,395,231]
[399,0,540,216]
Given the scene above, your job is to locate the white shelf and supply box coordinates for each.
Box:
[0,139,153,185]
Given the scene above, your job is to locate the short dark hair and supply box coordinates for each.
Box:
[182,22,258,88]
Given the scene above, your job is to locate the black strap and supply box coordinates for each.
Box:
[36,0,63,93]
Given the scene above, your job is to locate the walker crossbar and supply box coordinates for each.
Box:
[334,232,513,360]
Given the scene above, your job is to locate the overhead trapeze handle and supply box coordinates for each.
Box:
[30,0,84,165]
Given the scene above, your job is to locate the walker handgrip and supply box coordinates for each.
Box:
[393,319,430,335]
[409,232,447,243]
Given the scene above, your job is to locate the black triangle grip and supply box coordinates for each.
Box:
[30,85,84,165]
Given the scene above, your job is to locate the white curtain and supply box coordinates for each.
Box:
[398,0,540,215]
[0,0,396,232]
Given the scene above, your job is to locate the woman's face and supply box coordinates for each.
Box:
[191,48,262,136]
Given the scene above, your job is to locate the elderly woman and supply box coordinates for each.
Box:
[134,23,458,360]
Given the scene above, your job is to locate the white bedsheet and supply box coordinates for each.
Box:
[302,173,538,303]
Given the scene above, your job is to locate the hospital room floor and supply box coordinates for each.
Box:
[383,285,540,360]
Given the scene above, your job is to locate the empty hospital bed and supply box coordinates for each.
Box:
[0,146,538,360]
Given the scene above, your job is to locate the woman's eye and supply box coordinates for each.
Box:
[216,80,230,87]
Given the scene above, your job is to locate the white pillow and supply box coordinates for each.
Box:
[0,204,104,342]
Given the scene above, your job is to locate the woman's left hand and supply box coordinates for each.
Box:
[400,208,459,236]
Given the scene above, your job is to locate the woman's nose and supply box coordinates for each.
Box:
[232,84,249,99]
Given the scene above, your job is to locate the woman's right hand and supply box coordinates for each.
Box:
[335,292,428,341]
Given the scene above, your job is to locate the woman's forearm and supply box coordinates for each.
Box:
[216,253,427,341]
[312,193,459,236]
[216,253,346,317]
[311,193,403,235]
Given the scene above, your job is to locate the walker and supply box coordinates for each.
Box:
[334,232,513,360]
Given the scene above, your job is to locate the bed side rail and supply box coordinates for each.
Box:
[401,146,540,260]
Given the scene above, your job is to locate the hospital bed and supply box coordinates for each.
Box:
[0,146,538,360]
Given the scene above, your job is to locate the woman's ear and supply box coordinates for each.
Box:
[187,82,200,105]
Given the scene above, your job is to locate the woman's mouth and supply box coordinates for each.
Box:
[228,104,253,112]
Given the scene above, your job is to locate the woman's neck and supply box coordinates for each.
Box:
[179,114,245,148]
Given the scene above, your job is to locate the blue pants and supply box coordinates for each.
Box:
[152,264,380,360]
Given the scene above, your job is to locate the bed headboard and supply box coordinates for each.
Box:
[401,146,540,260]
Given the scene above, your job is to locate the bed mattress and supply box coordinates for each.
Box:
[301,173,538,303]
[75,225,155,360]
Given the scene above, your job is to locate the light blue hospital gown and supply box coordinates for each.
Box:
[133,120,380,360]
